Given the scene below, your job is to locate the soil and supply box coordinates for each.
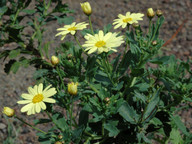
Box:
[0,0,192,143]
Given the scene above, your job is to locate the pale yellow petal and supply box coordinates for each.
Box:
[43,88,57,98]
[38,83,43,94]
[87,47,97,54]
[43,98,56,103]
[43,85,52,92]
[21,93,33,100]
[17,100,31,104]
[39,102,46,110]
[35,103,41,113]
[21,103,33,112]
[28,87,36,95]
[61,35,66,41]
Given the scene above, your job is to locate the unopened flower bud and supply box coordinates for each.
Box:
[147,8,155,19]
[104,97,110,105]
[51,56,59,66]
[156,10,163,17]
[152,40,157,46]
[68,82,78,95]
[132,23,139,28]
[58,135,63,139]
[54,141,62,144]
[67,54,73,60]
[3,107,15,117]
[80,2,92,16]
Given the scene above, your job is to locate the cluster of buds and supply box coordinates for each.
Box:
[147,8,163,19]
[104,97,110,106]
[80,2,92,16]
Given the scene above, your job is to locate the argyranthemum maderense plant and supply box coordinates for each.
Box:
[17,83,56,115]
[113,12,144,29]
[83,30,124,54]
[2,1,192,144]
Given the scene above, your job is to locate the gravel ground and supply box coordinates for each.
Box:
[0,0,192,143]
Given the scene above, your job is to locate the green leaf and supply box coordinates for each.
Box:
[52,113,68,132]
[143,89,160,122]
[55,16,74,24]
[9,49,21,59]
[103,24,112,34]
[171,115,189,136]
[11,61,20,74]
[0,6,7,15]
[118,101,138,124]
[150,56,170,64]
[169,128,184,144]
[37,133,52,144]
[34,119,51,125]
[131,68,144,77]
[33,69,49,79]
[104,120,120,137]
[21,9,36,14]
[79,110,89,126]
[134,91,147,103]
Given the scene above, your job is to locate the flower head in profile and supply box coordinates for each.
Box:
[113,12,144,29]
[80,2,92,16]
[55,22,88,40]
[17,83,57,115]
[3,107,15,117]
[82,30,124,54]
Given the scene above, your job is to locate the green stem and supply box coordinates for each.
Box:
[124,25,130,55]
[84,131,102,139]
[150,17,160,43]
[15,116,47,134]
[101,54,114,85]
[70,97,74,130]
[148,19,152,35]
[130,77,137,87]
[74,35,89,56]
[102,119,105,136]
[88,16,94,35]
[56,66,65,90]
[13,9,20,24]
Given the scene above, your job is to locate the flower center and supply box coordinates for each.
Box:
[95,40,106,48]
[123,18,133,23]
[68,26,76,31]
[32,94,44,103]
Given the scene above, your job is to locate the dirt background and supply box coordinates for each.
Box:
[0,0,192,143]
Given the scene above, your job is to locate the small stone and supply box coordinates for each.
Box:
[0,123,6,129]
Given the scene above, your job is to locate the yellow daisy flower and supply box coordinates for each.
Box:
[55,22,88,40]
[17,83,57,115]
[113,12,144,29]
[82,30,124,54]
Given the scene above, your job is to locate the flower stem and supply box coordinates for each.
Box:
[70,96,74,130]
[74,35,89,56]
[56,66,65,90]
[88,16,94,35]
[124,24,130,55]
[148,19,152,35]
[151,17,160,42]
[15,116,47,134]
[102,119,105,136]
